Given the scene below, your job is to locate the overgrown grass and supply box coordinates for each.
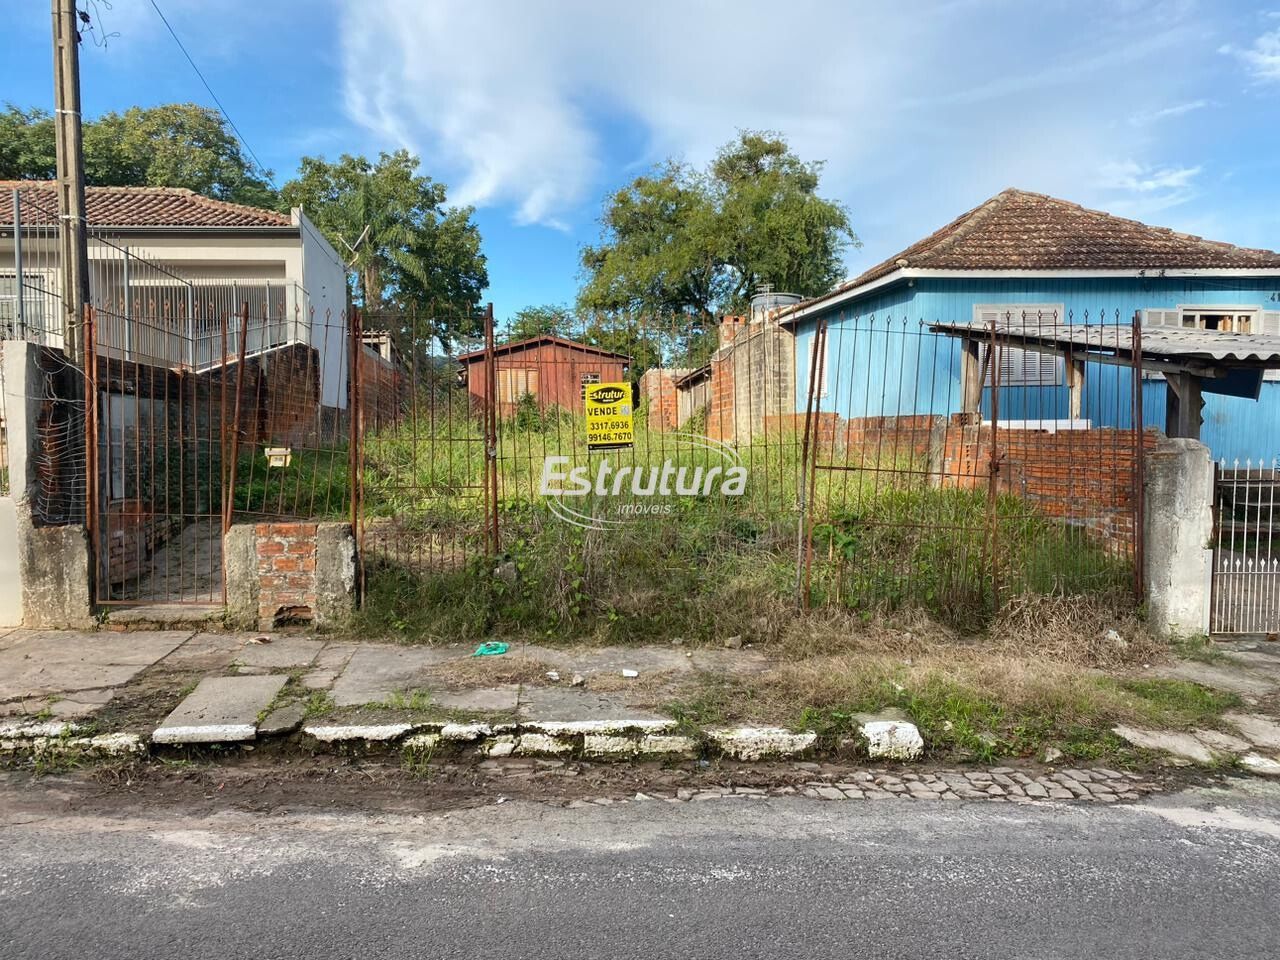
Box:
[662,655,1240,764]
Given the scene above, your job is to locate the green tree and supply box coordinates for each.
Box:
[503,304,573,342]
[0,103,277,207]
[280,151,488,347]
[579,131,857,318]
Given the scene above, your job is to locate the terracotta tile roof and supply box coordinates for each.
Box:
[457,334,632,363]
[796,189,1280,314]
[0,180,291,228]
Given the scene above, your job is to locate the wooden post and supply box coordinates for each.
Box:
[1165,371,1204,441]
[1066,356,1085,421]
[960,339,983,416]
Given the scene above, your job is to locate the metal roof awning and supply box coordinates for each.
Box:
[929,320,1280,442]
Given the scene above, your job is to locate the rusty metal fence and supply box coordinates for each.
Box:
[797,308,1147,627]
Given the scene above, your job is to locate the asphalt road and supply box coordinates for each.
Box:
[3,778,1280,960]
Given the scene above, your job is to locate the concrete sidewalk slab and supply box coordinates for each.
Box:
[433,685,520,713]
[0,631,191,703]
[302,642,360,690]
[1225,713,1280,750]
[518,686,669,724]
[159,633,244,670]
[519,645,697,678]
[1152,660,1277,698]
[329,645,455,706]
[233,636,324,672]
[152,675,288,744]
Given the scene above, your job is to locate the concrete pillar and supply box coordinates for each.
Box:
[1,341,93,627]
[1143,437,1213,636]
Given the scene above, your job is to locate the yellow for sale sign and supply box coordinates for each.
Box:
[584,382,634,450]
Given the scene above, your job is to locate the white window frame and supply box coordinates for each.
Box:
[973,304,1065,387]
[1144,305,1280,380]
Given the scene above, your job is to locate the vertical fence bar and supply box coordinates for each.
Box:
[483,302,500,556]
[985,310,1003,615]
[349,307,362,534]
[12,190,24,338]
[83,304,99,601]
[223,303,250,533]
[1132,310,1146,601]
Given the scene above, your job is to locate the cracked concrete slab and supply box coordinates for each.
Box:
[0,631,192,703]
[1151,660,1277,698]
[301,642,360,689]
[233,636,324,672]
[519,644,696,678]
[518,686,669,723]
[1112,725,1221,764]
[432,685,520,713]
[152,674,288,744]
[328,645,456,706]
[160,633,245,670]
[1224,713,1280,751]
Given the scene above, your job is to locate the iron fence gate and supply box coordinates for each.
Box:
[1211,461,1280,636]
[354,304,500,581]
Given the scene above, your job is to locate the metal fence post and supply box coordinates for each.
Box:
[12,189,24,338]
[483,302,500,556]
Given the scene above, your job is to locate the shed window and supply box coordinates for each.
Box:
[580,371,600,399]
[973,304,1064,387]
[498,367,539,403]
[1145,307,1280,380]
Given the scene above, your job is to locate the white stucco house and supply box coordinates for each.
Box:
[0,181,350,408]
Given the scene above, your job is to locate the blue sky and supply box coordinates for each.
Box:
[5,1,1280,317]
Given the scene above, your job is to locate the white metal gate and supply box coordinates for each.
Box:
[1211,461,1280,636]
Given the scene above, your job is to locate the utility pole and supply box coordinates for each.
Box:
[52,0,89,363]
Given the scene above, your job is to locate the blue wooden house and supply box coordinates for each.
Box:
[781,189,1280,463]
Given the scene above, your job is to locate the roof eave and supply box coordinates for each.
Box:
[779,266,1280,326]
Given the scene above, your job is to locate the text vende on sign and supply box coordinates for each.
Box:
[584,382,634,450]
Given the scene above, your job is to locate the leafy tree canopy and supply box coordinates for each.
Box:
[578,131,858,320]
[503,304,573,342]
[0,102,277,208]
[281,151,488,346]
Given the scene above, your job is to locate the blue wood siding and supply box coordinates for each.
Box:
[793,276,1280,463]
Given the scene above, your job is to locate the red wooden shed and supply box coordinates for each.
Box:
[457,335,632,417]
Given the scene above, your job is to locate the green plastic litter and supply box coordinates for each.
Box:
[473,641,509,657]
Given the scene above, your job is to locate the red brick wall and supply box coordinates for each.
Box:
[256,521,318,627]
[639,368,682,432]
[104,501,179,585]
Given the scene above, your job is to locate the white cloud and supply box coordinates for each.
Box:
[1129,99,1210,125]
[1220,28,1280,83]
[1099,161,1202,193]
[336,0,1216,246]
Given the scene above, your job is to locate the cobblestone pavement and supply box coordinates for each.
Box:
[466,760,1165,806]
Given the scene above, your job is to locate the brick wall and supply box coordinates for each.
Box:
[256,521,318,627]
[639,368,687,432]
[358,347,408,432]
[104,500,179,586]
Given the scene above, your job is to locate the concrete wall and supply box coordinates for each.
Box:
[1143,437,1214,636]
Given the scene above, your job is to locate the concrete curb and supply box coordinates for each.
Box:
[0,716,926,765]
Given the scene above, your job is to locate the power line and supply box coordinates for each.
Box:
[146,0,278,190]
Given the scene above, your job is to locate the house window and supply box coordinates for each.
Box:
[973,304,1064,387]
[498,367,539,404]
[580,371,601,400]
[0,274,47,339]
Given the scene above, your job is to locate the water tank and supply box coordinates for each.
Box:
[750,290,801,321]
